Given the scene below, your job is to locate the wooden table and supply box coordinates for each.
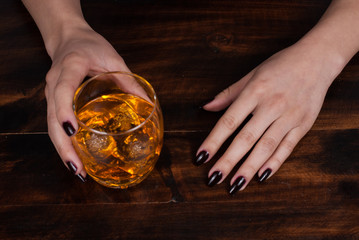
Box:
[1,0,359,239]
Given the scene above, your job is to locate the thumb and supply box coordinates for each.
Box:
[203,71,254,112]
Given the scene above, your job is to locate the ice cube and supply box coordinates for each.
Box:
[85,132,117,161]
[107,103,142,132]
[121,131,156,164]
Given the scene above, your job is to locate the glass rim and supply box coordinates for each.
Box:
[73,71,158,136]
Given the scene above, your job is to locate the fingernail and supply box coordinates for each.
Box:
[76,173,87,183]
[259,168,272,183]
[63,121,75,136]
[66,161,86,183]
[207,171,222,187]
[194,150,209,166]
[199,98,214,109]
[229,176,246,195]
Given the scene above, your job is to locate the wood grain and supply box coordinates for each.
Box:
[2,0,359,133]
[1,130,359,203]
[1,130,359,239]
[1,0,359,239]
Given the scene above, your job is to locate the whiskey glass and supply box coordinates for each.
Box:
[72,71,163,189]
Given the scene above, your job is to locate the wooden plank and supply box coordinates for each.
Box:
[1,129,359,205]
[0,201,358,240]
[2,0,359,133]
[0,134,172,205]
[1,1,359,239]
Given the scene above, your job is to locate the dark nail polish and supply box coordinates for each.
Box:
[76,174,87,183]
[67,161,77,174]
[194,151,209,166]
[66,161,86,183]
[229,176,246,195]
[207,171,222,187]
[63,121,75,136]
[259,168,272,183]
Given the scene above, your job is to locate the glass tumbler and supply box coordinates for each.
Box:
[72,71,164,189]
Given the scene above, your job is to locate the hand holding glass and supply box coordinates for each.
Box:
[72,72,164,189]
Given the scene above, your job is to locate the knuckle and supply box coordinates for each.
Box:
[54,78,77,97]
[61,52,84,66]
[243,163,257,176]
[259,136,278,153]
[250,80,268,97]
[267,93,287,111]
[271,157,285,168]
[237,130,256,146]
[281,139,296,154]
[60,53,89,75]
[45,69,56,86]
[220,114,237,131]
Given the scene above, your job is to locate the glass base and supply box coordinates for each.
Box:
[88,170,153,189]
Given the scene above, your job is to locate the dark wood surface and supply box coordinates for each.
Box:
[1,0,359,239]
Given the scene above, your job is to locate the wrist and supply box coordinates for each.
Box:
[44,18,91,59]
[294,34,348,87]
[22,0,91,59]
[294,0,359,84]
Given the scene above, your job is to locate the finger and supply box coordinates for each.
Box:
[228,117,297,193]
[203,70,255,112]
[122,73,153,103]
[90,56,151,103]
[47,92,87,181]
[195,90,257,166]
[96,71,152,103]
[106,55,131,73]
[54,63,89,136]
[207,108,277,186]
[257,126,308,182]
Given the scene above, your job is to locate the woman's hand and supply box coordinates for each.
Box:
[45,25,131,181]
[195,40,342,194]
[195,0,359,194]
[22,0,133,181]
